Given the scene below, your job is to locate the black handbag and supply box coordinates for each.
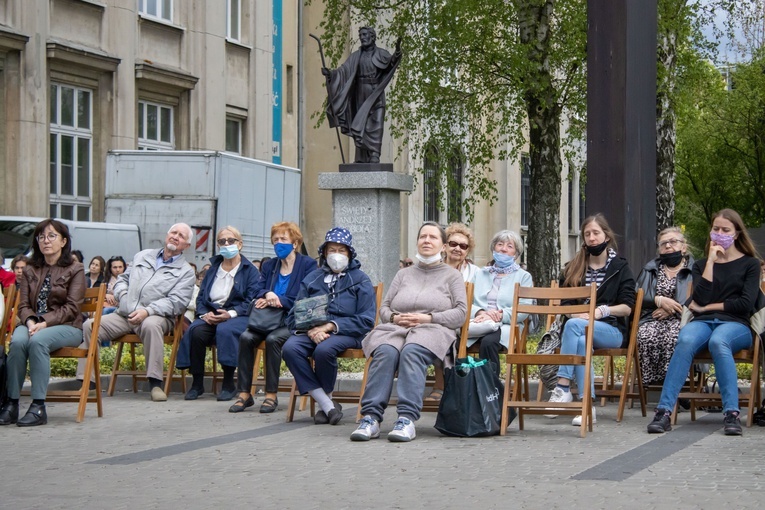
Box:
[435,356,509,437]
[246,262,286,335]
[292,278,365,331]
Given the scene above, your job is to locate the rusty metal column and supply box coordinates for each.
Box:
[586,0,657,274]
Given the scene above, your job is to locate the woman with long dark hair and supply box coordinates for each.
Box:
[647,209,761,436]
[0,219,85,426]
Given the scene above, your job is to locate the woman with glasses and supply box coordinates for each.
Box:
[176,226,260,401]
[466,230,534,378]
[648,209,761,436]
[635,227,694,386]
[0,219,85,426]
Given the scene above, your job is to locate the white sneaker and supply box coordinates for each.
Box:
[387,417,416,442]
[544,387,573,418]
[350,415,380,441]
[150,387,167,402]
[572,407,597,426]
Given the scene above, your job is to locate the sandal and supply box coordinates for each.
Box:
[228,395,255,413]
[423,389,444,402]
[259,397,279,414]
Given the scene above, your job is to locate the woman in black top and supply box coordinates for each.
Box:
[648,209,761,436]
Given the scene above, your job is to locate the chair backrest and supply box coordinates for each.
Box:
[543,280,560,331]
[456,282,475,358]
[81,285,107,341]
[2,285,17,347]
[373,283,384,325]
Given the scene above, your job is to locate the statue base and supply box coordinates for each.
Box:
[339,163,394,173]
[318,171,414,291]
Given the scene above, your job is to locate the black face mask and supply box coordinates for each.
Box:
[659,251,683,268]
[585,241,608,257]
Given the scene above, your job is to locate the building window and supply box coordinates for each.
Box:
[568,178,574,231]
[423,147,440,223]
[226,118,242,154]
[50,83,93,221]
[138,0,172,23]
[226,0,241,42]
[521,154,531,228]
[447,151,463,223]
[138,100,174,150]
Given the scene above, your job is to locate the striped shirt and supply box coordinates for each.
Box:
[585,248,617,288]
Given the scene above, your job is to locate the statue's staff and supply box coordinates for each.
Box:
[309,33,346,164]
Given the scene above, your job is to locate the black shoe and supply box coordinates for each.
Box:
[259,397,278,413]
[647,409,671,434]
[184,387,204,401]
[314,410,329,425]
[723,411,743,436]
[0,401,19,425]
[229,395,255,413]
[327,401,343,425]
[216,387,237,402]
[17,403,47,427]
[678,398,691,410]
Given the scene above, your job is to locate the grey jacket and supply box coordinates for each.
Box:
[115,248,195,318]
[635,255,694,325]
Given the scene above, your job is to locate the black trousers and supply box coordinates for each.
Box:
[236,326,291,394]
[476,329,503,378]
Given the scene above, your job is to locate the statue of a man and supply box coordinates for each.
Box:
[322,27,402,164]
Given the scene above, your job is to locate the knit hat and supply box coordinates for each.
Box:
[317,227,356,260]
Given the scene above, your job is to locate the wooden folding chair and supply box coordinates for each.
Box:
[592,288,646,421]
[44,285,106,422]
[287,282,385,423]
[502,283,598,437]
[107,315,186,396]
[350,282,474,422]
[673,332,761,427]
[2,285,18,347]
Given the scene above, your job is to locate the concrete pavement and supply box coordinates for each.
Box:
[2,380,762,509]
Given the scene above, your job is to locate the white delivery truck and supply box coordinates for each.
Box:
[104,151,302,266]
[0,217,141,267]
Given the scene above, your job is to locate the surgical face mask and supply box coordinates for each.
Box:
[493,252,515,268]
[274,242,294,259]
[710,232,735,250]
[327,253,349,273]
[416,252,443,265]
[659,251,683,268]
[220,245,239,260]
[586,240,608,256]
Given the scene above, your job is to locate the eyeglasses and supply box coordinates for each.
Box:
[217,237,240,246]
[658,238,684,248]
[448,240,469,251]
[37,233,60,242]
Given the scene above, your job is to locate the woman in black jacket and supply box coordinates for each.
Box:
[635,227,694,386]
[549,213,636,426]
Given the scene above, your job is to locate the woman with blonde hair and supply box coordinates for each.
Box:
[549,213,636,426]
[635,227,694,385]
[443,222,479,282]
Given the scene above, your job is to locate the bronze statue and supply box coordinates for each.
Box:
[321,27,402,164]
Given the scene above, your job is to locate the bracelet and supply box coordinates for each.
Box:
[390,312,398,324]
[598,305,611,318]
[656,296,662,308]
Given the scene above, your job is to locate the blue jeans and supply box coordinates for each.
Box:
[556,318,624,398]
[657,319,752,414]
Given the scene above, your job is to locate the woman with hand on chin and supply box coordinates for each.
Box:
[647,209,761,436]
[549,214,635,426]
[351,222,467,442]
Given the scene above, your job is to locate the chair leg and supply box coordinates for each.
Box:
[130,344,138,393]
[286,379,298,423]
[108,341,124,397]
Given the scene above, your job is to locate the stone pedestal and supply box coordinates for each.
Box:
[318,171,414,292]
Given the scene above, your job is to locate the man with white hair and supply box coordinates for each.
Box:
[76,223,196,401]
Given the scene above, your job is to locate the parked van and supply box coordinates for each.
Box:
[0,217,141,268]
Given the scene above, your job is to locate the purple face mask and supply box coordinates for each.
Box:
[710,232,735,250]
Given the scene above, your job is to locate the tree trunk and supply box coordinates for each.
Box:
[526,100,563,288]
[656,10,678,232]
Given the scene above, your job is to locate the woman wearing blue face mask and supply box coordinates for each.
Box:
[549,214,636,426]
[467,230,534,379]
[648,209,761,437]
[229,221,317,413]
[176,226,260,401]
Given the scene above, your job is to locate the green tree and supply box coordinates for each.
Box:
[315,0,587,286]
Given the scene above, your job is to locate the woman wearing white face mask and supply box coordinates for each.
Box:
[282,228,377,425]
[467,230,534,379]
[175,226,260,401]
